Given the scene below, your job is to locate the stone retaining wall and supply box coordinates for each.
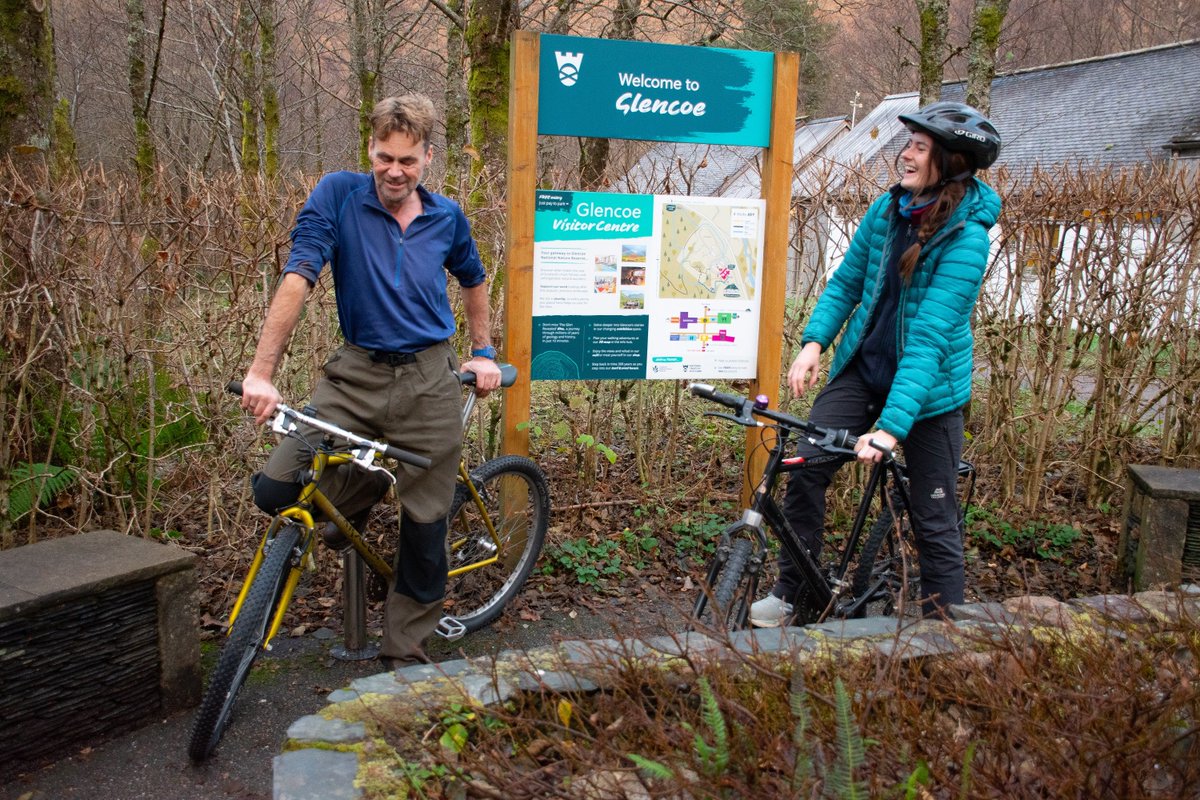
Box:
[0,530,200,773]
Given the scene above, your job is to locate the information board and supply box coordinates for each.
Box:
[531,190,765,380]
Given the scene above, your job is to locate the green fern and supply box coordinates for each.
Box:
[684,676,730,778]
[627,753,674,780]
[790,669,814,790]
[903,761,930,798]
[826,677,868,800]
[958,740,978,800]
[7,462,78,520]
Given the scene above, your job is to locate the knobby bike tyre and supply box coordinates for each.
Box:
[443,455,549,633]
[692,537,757,633]
[850,502,920,618]
[188,524,300,762]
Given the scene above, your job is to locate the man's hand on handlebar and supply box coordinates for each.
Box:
[460,357,502,398]
[240,373,283,425]
[855,429,897,464]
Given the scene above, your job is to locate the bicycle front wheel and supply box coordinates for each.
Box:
[188,523,301,762]
[443,455,549,633]
[691,537,758,634]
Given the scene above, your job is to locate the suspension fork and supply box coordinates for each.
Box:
[226,507,315,645]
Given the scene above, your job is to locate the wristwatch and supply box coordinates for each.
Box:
[471,345,497,360]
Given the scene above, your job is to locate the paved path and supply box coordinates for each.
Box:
[2,594,685,800]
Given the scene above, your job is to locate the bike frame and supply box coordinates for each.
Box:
[729,422,913,621]
[226,376,517,648]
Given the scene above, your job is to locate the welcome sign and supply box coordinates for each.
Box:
[538,34,774,147]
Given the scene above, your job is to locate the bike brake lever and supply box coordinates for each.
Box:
[351,447,399,485]
[271,407,299,436]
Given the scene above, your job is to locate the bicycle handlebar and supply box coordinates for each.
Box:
[458,362,518,387]
[688,382,892,460]
[225,381,432,469]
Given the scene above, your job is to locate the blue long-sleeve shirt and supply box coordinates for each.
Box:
[283,172,486,352]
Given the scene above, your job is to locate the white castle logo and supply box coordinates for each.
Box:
[555,51,583,87]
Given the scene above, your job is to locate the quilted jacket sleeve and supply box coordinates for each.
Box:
[802,194,889,349]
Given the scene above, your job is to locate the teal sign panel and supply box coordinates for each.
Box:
[538,34,773,147]
[534,191,654,241]
[532,316,649,380]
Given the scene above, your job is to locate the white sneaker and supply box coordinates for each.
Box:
[749,594,794,628]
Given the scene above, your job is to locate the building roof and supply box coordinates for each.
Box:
[619,115,850,197]
[792,94,919,196]
[946,39,1200,172]
[619,40,1200,199]
[724,116,850,199]
[821,39,1200,190]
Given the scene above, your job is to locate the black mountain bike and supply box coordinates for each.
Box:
[687,382,975,632]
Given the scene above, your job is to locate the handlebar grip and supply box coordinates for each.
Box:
[459,363,518,388]
[385,445,432,470]
[227,381,243,396]
[867,438,893,460]
[687,382,745,410]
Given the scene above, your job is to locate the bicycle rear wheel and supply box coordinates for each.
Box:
[188,523,301,762]
[443,455,549,633]
[850,504,920,618]
[691,537,759,634]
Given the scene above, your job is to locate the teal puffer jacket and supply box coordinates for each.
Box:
[802,178,1002,440]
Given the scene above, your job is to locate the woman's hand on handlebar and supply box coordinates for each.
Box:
[855,429,897,464]
[240,373,282,425]
[460,357,502,398]
[787,342,824,396]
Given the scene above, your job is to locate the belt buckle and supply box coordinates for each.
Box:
[371,350,416,366]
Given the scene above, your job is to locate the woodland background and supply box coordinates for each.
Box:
[2,0,1199,603]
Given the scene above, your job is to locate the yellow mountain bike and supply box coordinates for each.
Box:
[188,365,549,762]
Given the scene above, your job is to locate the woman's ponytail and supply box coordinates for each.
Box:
[897,149,972,281]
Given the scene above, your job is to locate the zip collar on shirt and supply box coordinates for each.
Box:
[359,182,449,224]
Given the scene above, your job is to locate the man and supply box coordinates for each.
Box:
[239,93,502,667]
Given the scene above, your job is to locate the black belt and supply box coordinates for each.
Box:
[368,350,418,366]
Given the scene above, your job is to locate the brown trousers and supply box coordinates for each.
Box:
[259,341,462,660]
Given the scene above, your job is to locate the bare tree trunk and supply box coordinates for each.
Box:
[350,0,378,169]
[0,0,56,160]
[465,0,516,196]
[443,0,468,193]
[913,0,949,105]
[126,0,160,185]
[965,0,1009,114]
[578,0,639,190]
[238,0,260,176]
[260,0,280,180]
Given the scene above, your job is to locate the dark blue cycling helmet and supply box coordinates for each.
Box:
[898,101,1001,170]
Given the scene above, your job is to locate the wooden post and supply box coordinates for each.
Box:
[745,51,799,506]
[502,31,540,458]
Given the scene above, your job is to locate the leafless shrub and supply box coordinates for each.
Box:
[363,611,1200,799]
[1,158,1195,546]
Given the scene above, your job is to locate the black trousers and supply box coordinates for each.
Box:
[775,366,966,613]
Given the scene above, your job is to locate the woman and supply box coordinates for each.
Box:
[750,101,1002,625]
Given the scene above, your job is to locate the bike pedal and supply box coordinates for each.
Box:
[436,616,467,641]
